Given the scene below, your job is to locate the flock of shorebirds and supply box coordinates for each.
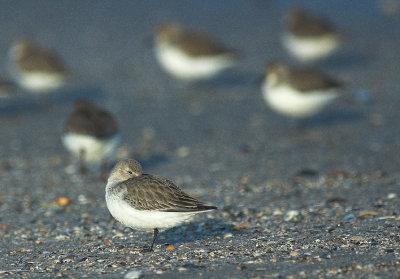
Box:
[2,6,345,251]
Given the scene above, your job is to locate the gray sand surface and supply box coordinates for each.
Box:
[1,1,400,278]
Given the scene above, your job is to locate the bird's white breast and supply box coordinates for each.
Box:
[16,71,66,93]
[282,33,340,62]
[62,133,120,163]
[262,81,338,118]
[154,42,235,80]
[105,181,195,231]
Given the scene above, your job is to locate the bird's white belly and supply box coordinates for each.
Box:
[282,33,340,62]
[155,44,235,80]
[262,83,338,118]
[62,133,120,163]
[17,71,65,93]
[105,192,195,231]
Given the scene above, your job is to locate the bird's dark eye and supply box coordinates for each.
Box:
[127,170,133,175]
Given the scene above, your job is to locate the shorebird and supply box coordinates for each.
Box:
[8,38,69,93]
[105,159,217,251]
[261,62,342,118]
[62,100,120,173]
[282,7,341,63]
[154,23,237,81]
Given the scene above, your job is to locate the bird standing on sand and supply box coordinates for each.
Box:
[105,159,217,251]
[262,62,342,118]
[282,7,341,63]
[154,23,238,81]
[62,100,120,174]
[8,38,69,93]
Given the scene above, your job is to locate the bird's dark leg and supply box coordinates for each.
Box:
[148,228,159,251]
[100,160,109,181]
[78,149,87,174]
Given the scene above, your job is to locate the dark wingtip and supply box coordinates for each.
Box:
[195,205,217,211]
[163,205,217,212]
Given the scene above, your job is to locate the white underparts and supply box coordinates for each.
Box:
[154,42,235,80]
[262,82,338,118]
[105,182,209,231]
[282,33,340,62]
[16,71,65,93]
[62,133,120,163]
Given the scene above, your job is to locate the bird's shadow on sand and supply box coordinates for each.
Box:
[190,70,260,89]
[0,85,104,116]
[50,84,105,105]
[0,96,41,116]
[158,219,242,246]
[322,51,372,70]
[302,107,364,129]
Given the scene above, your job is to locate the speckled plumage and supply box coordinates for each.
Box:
[267,62,342,92]
[282,7,341,62]
[105,159,217,251]
[156,23,233,58]
[286,7,337,38]
[114,174,212,212]
[12,39,68,74]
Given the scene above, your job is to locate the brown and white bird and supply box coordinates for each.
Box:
[261,62,342,118]
[105,159,217,251]
[154,23,237,81]
[62,100,120,172]
[282,7,341,63]
[8,38,69,93]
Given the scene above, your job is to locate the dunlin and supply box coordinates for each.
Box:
[105,159,217,251]
[154,23,237,81]
[262,62,341,118]
[8,38,69,93]
[62,100,120,173]
[282,7,341,62]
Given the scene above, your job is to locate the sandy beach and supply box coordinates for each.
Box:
[1,1,400,278]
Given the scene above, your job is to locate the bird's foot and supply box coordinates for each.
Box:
[131,246,154,253]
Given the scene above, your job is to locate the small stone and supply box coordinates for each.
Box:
[290,251,299,257]
[344,214,354,220]
[166,245,175,250]
[357,212,378,218]
[56,197,71,206]
[124,270,142,279]
[77,195,89,205]
[233,223,250,231]
[284,210,301,222]
[224,233,233,239]
[350,236,363,243]
[273,209,283,216]
[319,253,331,259]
